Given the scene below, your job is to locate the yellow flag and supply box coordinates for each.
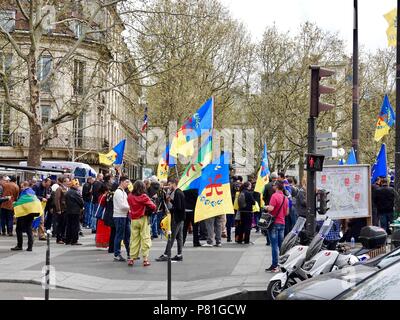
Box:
[157,160,169,181]
[384,8,397,47]
[374,118,391,142]
[99,150,117,166]
[170,132,195,158]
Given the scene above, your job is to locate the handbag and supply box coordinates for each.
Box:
[257,196,286,231]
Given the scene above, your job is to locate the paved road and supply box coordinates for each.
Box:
[0,229,274,300]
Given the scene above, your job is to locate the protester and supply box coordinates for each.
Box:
[147,176,162,239]
[287,177,299,229]
[95,184,111,248]
[375,177,395,234]
[90,173,104,233]
[45,177,61,235]
[295,176,307,218]
[228,176,241,243]
[82,177,94,228]
[265,180,289,273]
[263,173,278,246]
[236,181,255,244]
[11,181,42,251]
[183,189,200,247]
[112,176,131,261]
[64,179,84,245]
[371,177,381,227]
[0,176,19,236]
[127,180,156,266]
[54,176,70,244]
[32,177,51,240]
[156,178,186,261]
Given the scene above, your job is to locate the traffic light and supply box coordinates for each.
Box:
[316,189,330,215]
[309,66,336,118]
[306,153,325,172]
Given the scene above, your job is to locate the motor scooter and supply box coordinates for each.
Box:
[266,218,333,300]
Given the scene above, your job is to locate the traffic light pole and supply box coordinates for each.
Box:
[352,0,360,163]
[395,0,400,217]
[306,117,317,239]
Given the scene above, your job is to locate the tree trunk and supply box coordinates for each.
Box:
[27,122,42,167]
[27,53,43,168]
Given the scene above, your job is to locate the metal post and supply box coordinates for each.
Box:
[352,0,360,162]
[395,0,400,215]
[45,229,51,300]
[306,117,317,239]
[167,231,172,300]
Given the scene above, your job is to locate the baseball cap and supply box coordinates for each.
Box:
[3,176,10,181]
[149,175,159,183]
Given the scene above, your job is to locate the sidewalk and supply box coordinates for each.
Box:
[0,229,274,300]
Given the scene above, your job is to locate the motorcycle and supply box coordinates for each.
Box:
[266,217,333,300]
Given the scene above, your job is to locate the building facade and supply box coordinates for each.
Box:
[0,1,143,178]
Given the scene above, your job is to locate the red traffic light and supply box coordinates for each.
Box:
[306,153,325,172]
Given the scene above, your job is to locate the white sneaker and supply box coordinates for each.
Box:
[201,243,213,247]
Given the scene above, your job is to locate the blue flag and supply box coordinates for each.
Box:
[346,148,357,165]
[371,144,387,183]
[113,140,126,165]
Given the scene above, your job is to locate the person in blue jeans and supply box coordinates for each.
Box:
[112,177,131,261]
[265,180,289,272]
[82,177,94,228]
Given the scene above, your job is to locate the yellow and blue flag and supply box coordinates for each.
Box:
[178,132,213,191]
[170,98,214,158]
[371,144,387,183]
[374,95,396,142]
[99,139,126,166]
[194,152,234,223]
[157,144,171,181]
[384,8,397,47]
[254,144,270,194]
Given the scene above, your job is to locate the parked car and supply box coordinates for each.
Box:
[276,246,400,300]
[335,258,400,300]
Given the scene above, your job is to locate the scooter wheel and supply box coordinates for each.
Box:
[267,280,284,300]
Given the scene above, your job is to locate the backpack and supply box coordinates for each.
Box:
[238,191,247,210]
[103,191,115,227]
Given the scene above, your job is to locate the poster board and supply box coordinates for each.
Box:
[316,165,371,221]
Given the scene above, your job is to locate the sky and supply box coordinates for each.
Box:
[220,0,397,53]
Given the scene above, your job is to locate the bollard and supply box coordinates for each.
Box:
[45,229,51,300]
[167,230,172,300]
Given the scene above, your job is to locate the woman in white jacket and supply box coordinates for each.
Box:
[112,176,131,261]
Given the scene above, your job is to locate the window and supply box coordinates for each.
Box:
[73,21,83,38]
[0,10,15,33]
[0,103,10,145]
[73,112,84,148]
[0,53,12,87]
[37,56,52,92]
[41,105,51,125]
[73,60,85,95]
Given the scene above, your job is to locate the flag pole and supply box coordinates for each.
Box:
[352,0,360,162]
[395,0,400,216]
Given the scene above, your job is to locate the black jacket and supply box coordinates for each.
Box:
[295,187,307,217]
[65,188,84,215]
[92,180,104,204]
[171,188,186,223]
[183,189,198,212]
[240,189,255,213]
[32,183,51,201]
[375,186,395,214]
[263,181,275,206]
[82,182,93,202]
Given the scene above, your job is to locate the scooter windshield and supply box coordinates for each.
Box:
[292,217,306,235]
[305,218,334,261]
[280,217,307,255]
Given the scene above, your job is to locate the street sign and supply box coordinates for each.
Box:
[316,140,338,148]
[316,149,338,158]
[317,132,338,140]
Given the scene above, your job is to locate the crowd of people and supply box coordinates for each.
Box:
[0,168,395,272]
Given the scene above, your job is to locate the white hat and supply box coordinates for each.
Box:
[3,176,10,181]
[149,175,159,183]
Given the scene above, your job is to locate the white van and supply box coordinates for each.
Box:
[19,161,97,184]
